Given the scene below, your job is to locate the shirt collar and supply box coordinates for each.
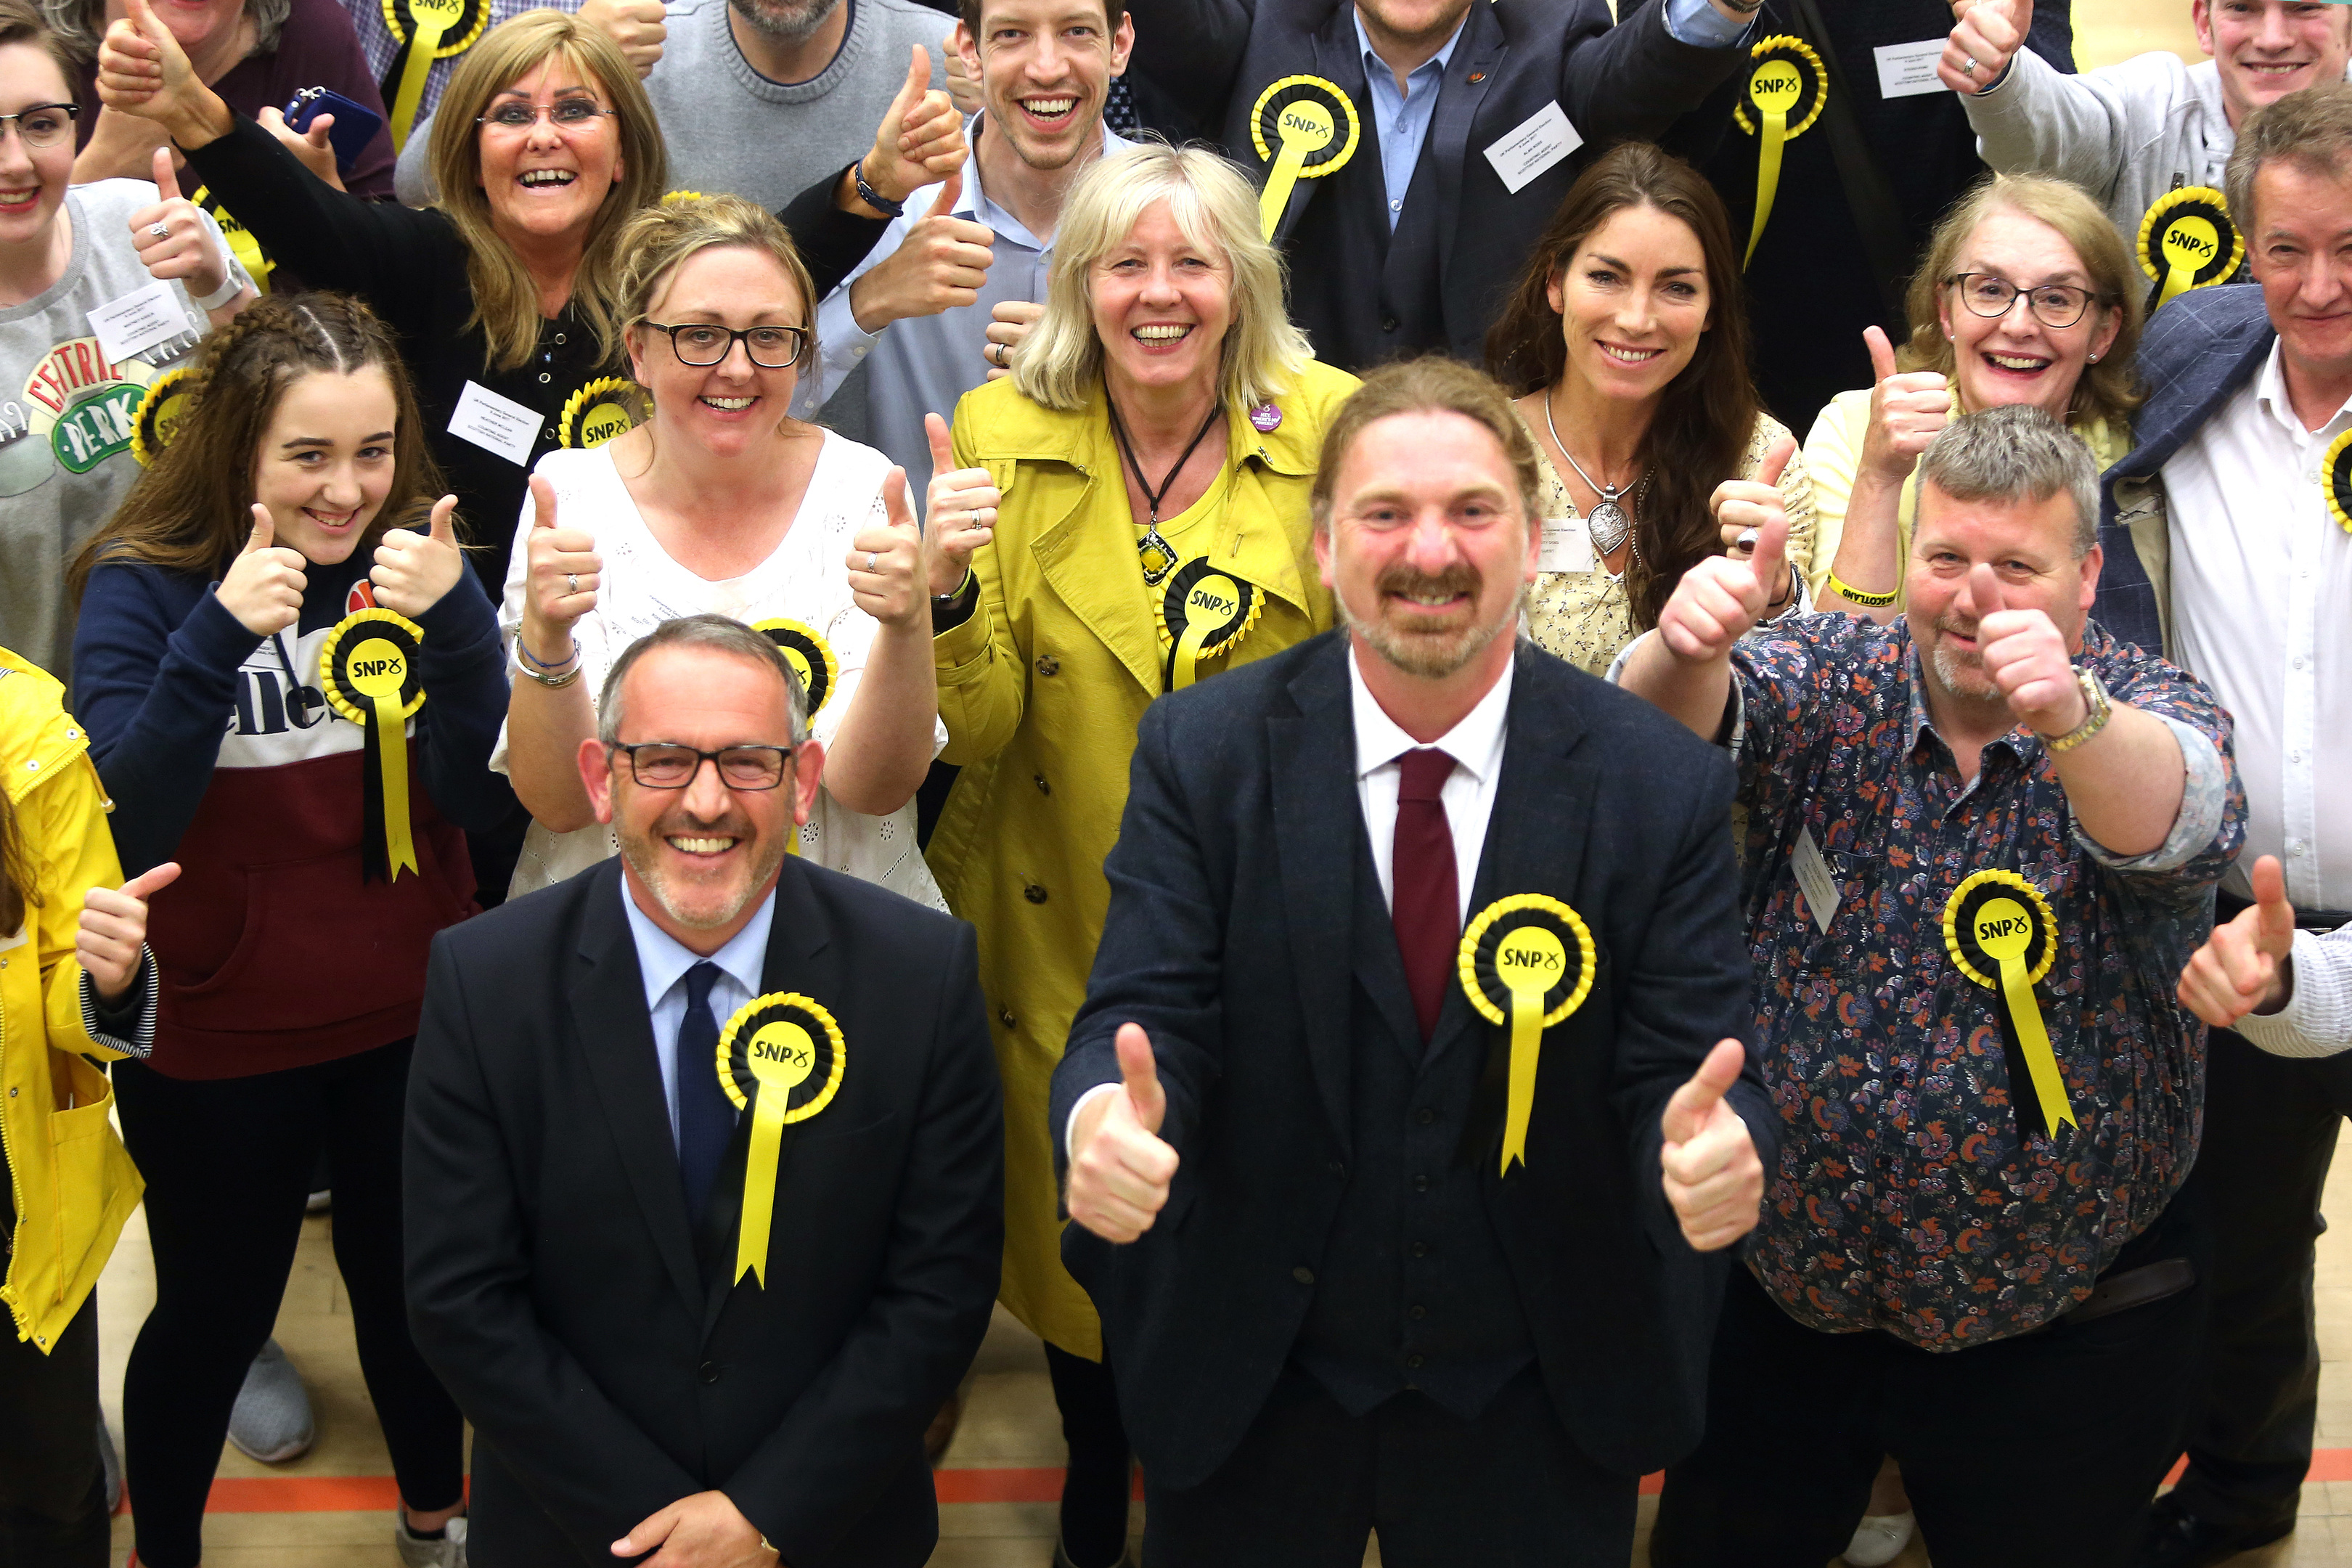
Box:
[619,872,778,1013]
[1348,640,1513,785]
[2254,334,2352,442]
[1352,6,1467,91]
[960,113,1140,241]
[1899,618,2115,763]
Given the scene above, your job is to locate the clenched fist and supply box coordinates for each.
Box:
[1066,1025,1178,1244]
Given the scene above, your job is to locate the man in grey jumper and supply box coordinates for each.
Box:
[1946,0,2351,249]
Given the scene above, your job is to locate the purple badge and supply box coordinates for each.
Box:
[1248,402,1283,433]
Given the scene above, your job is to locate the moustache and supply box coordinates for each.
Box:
[1375,563,1482,605]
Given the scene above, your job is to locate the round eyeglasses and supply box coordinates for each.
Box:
[476,98,616,131]
[641,322,811,370]
[1946,272,2104,331]
[0,103,78,151]
[609,743,793,791]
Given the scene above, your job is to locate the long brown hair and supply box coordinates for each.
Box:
[70,293,445,601]
[1484,142,1760,631]
[428,11,669,373]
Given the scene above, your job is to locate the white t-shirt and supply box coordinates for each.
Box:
[493,434,947,910]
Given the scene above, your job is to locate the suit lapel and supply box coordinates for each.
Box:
[701,862,832,1334]
[1427,4,1504,306]
[1269,639,1363,1155]
[1298,7,1374,234]
[573,862,703,1315]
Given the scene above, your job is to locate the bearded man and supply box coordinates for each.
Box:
[1047,356,1771,1566]
[404,613,1003,1568]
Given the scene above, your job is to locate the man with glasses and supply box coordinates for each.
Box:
[2096,83,2352,1568]
[404,613,1004,1568]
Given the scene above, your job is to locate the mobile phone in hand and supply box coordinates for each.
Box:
[283,87,383,176]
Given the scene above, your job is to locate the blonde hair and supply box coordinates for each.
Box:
[613,193,816,352]
[1896,171,2143,430]
[428,11,668,373]
[1014,140,1312,412]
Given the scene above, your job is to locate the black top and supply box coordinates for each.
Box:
[185,117,886,591]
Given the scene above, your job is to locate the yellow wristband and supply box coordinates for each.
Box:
[1826,573,1898,608]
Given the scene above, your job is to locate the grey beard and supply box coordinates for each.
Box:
[730,0,842,46]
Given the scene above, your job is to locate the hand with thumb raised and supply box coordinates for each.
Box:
[2179,855,2302,1027]
[1068,1024,1179,1244]
[78,859,181,1000]
[370,494,465,618]
[216,504,306,637]
[128,144,231,299]
[1660,1038,1763,1251]
[847,469,926,629]
[98,0,214,142]
[1861,323,1953,481]
[1939,0,2030,94]
[926,411,998,596]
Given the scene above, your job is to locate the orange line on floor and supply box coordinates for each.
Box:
[184,1453,2352,1513]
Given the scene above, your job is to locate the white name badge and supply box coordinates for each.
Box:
[1789,826,1839,936]
[89,279,187,367]
[1874,38,1951,99]
[449,379,544,467]
[1482,100,1583,195]
[1539,515,1595,574]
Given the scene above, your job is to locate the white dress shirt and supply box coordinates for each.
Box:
[2161,338,2352,910]
[1066,648,1517,1154]
[618,875,777,1145]
[2237,925,2352,1060]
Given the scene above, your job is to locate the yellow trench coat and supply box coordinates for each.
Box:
[926,364,1357,1357]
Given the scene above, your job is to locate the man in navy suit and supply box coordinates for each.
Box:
[1050,357,1772,1565]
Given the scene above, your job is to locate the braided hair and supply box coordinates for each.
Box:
[70,293,446,603]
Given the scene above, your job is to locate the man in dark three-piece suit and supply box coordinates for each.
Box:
[1132,0,1764,369]
[1051,359,1776,1565]
[405,616,1002,1568]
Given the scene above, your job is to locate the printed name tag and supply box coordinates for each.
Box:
[1789,827,1839,936]
[1874,38,1951,99]
[89,279,187,367]
[448,380,544,466]
[1539,515,1595,574]
[1482,100,1583,195]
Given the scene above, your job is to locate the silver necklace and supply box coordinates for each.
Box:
[1543,391,1643,558]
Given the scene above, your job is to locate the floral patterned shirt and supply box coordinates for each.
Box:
[1728,615,2243,1349]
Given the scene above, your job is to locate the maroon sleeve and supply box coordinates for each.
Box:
[213,0,399,200]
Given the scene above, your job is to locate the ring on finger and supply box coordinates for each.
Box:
[865,550,879,573]
[1962,54,1978,74]
[565,572,579,595]
[1736,528,1759,552]
[147,222,170,239]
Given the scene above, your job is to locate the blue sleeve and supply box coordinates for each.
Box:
[73,566,257,878]
[409,568,518,835]
[2025,0,2074,74]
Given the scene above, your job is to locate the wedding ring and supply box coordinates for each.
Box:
[865,550,879,573]
[147,222,170,239]
[1736,528,1759,552]
[992,342,1007,367]
[1962,55,1978,75]
[565,572,579,595]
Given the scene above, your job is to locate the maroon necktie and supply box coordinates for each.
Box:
[1390,748,1460,1042]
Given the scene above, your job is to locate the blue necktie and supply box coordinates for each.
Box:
[676,961,736,1221]
[1106,75,1140,137]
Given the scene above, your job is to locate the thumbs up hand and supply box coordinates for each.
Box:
[128,144,234,302]
[520,475,603,650]
[1967,563,2086,737]
[371,495,466,618]
[1068,1024,1180,1244]
[1657,502,1789,666]
[1660,1039,1763,1252]
[1711,438,1800,616]
[856,46,966,212]
[77,860,181,1003]
[1858,325,1953,484]
[847,166,996,332]
[1940,0,2031,94]
[216,505,309,637]
[923,412,998,597]
[97,0,221,147]
[2179,855,2300,1027]
[848,470,928,629]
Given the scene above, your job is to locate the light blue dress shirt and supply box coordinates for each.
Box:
[1352,0,1749,231]
[619,875,778,1146]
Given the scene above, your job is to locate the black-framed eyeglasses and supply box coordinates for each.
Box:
[0,102,78,150]
[1946,271,2105,330]
[609,743,793,791]
[641,322,810,369]
[475,97,616,131]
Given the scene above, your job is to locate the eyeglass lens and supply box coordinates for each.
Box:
[485,99,608,128]
[1956,274,2092,330]
[0,105,75,150]
[628,746,787,789]
[665,325,805,369]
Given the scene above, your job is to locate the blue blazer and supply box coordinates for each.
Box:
[1050,631,1773,1488]
[2096,281,2275,653]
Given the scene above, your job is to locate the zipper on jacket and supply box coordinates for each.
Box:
[0,1003,28,1342]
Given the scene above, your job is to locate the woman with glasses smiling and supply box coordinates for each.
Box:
[497,193,946,910]
[1805,173,2144,618]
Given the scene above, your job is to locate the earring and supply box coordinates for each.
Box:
[2087,353,2100,363]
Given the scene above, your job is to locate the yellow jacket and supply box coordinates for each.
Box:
[926,363,1356,1356]
[0,648,143,1353]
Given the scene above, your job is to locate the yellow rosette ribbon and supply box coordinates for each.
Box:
[1458,894,1596,1176]
[1249,75,1360,244]
[129,366,196,467]
[191,187,269,294]
[1732,36,1826,269]
[749,618,838,858]
[1943,870,2074,1140]
[319,609,427,883]
[2137,187,2242,313]
[1154,560,1264,693]
[2325,429,2352,536]
[715,992,846,1288]
[558,377,650,449]
[380,0,490,152]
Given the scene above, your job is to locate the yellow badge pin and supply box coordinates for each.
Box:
[129,365,197,468]
[716,992,846,1287]
[319,608,428,884]
[1250,75,1361,244]
[557,377,650,450]
[1943,869,2073,1140]
[2326,428,2352,536]
[379,0,491,152]
[2137,187,2242,313]
[1154,560,1263,693]
[1732,36,1826,269]
[1458,894,1596,1176]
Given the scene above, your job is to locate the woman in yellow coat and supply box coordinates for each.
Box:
[0,644,172,1558]
[919,142,1355,1568]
